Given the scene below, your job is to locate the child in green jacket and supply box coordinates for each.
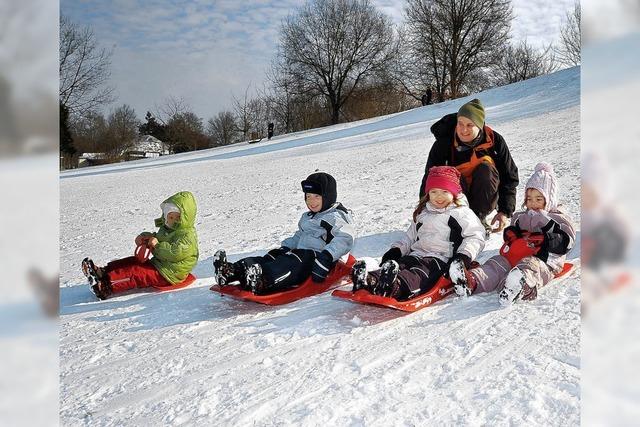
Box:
[82,191,199,299]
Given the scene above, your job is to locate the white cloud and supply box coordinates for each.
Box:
[511,0,575,48]
[61,0,577,121]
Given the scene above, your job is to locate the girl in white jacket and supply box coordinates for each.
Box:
[352,166,486,300]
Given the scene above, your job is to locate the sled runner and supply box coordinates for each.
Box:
[332,274,455,312]
[131,243,197,291]
[332,262,574,312]
[152,273,197,291]
[210,254,356,305]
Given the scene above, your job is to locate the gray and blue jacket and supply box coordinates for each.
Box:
[282,203,355,261]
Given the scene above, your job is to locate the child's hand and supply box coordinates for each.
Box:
[381,247,402,264]
[312,250,334,283]
[135,235,149,246]
[503,226,521,243]
[147,237,159,249]
[525,232,545,248]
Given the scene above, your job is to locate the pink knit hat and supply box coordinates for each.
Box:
[525,162,558,210]
[425,166,462,196]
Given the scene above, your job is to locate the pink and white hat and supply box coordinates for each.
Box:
[425,166,462,196]
[525,162,558,210]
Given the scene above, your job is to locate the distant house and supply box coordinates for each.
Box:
[77,152,110,168]
[77,135,170,167]
[122,135,170,160]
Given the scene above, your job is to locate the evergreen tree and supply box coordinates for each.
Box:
[60,102,76,157]
[139,111,166,141]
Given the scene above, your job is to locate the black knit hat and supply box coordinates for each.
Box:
[301,172,337,212]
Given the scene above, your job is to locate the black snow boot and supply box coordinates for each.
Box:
[213,250,236,286]
[351,260,368,292]
[376,260,400,297]
[246,263,267,295]
[82,258,111,300]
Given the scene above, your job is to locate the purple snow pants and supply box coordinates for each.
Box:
[470,254,555,293]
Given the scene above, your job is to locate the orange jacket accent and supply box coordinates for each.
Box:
[452,126,496,186]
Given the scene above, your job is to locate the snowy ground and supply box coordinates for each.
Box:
[60,68,580,426]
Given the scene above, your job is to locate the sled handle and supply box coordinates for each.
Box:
[135,244,152,263]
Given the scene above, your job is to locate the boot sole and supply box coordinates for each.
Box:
[377,261,399,296]
[351,261,367,292]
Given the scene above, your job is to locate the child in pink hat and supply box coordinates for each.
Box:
[450,162,576,305]
[351,166,486,300]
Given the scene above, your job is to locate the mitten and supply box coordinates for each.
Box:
[312,250,334,283]
[526,232,545,248]
[381,247,402,264]
[503,226,522,244]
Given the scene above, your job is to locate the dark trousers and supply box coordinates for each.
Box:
[463,162,500,219]
[370,255,446,300]
[236,249,316,292]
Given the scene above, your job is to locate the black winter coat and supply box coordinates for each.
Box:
[419,113,519,216]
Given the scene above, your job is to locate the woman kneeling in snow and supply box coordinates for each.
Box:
[351,166,486,301]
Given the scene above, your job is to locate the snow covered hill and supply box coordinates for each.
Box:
[60,67,580,426]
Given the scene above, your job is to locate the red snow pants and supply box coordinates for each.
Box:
[105,256,171,293]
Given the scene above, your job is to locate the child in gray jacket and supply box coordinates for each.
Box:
[213,172,355,294]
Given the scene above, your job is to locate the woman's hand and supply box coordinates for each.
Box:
[490,212,509,232]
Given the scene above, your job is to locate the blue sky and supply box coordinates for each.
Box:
[60,0,576,122]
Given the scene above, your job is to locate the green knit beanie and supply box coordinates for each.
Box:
[457,98,485,129]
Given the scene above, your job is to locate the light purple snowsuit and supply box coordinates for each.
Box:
[471,208,576,293]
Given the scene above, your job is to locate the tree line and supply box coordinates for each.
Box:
[59,0,580,169]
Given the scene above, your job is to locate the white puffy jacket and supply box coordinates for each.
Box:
[392,195,486,263]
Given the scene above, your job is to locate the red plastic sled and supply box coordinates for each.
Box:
[152,273,197,291]
[210,254,356,305]
[332,274,455,312]
[332,262,574,312]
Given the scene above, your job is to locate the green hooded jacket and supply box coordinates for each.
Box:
[142,191,199,284]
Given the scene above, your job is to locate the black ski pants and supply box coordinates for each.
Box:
[370,255,447,300]
[463,162,500,220]
[237,249,316,292]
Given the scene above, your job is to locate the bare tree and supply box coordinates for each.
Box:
[492,41,557,85]
[341,76,414,120]
[103,104,139,157]
[232,85,267,141]
[264,56,297,133]
[264,54,328,133]
[59,15,115,116]
[403,0,512,100]
[165,111,207,152]
[207,111,237,146]
[279,0,395,125]
[153,95,188,125]
[556,2,581,67]
[69,110,108,154]
[391,20,449,101]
